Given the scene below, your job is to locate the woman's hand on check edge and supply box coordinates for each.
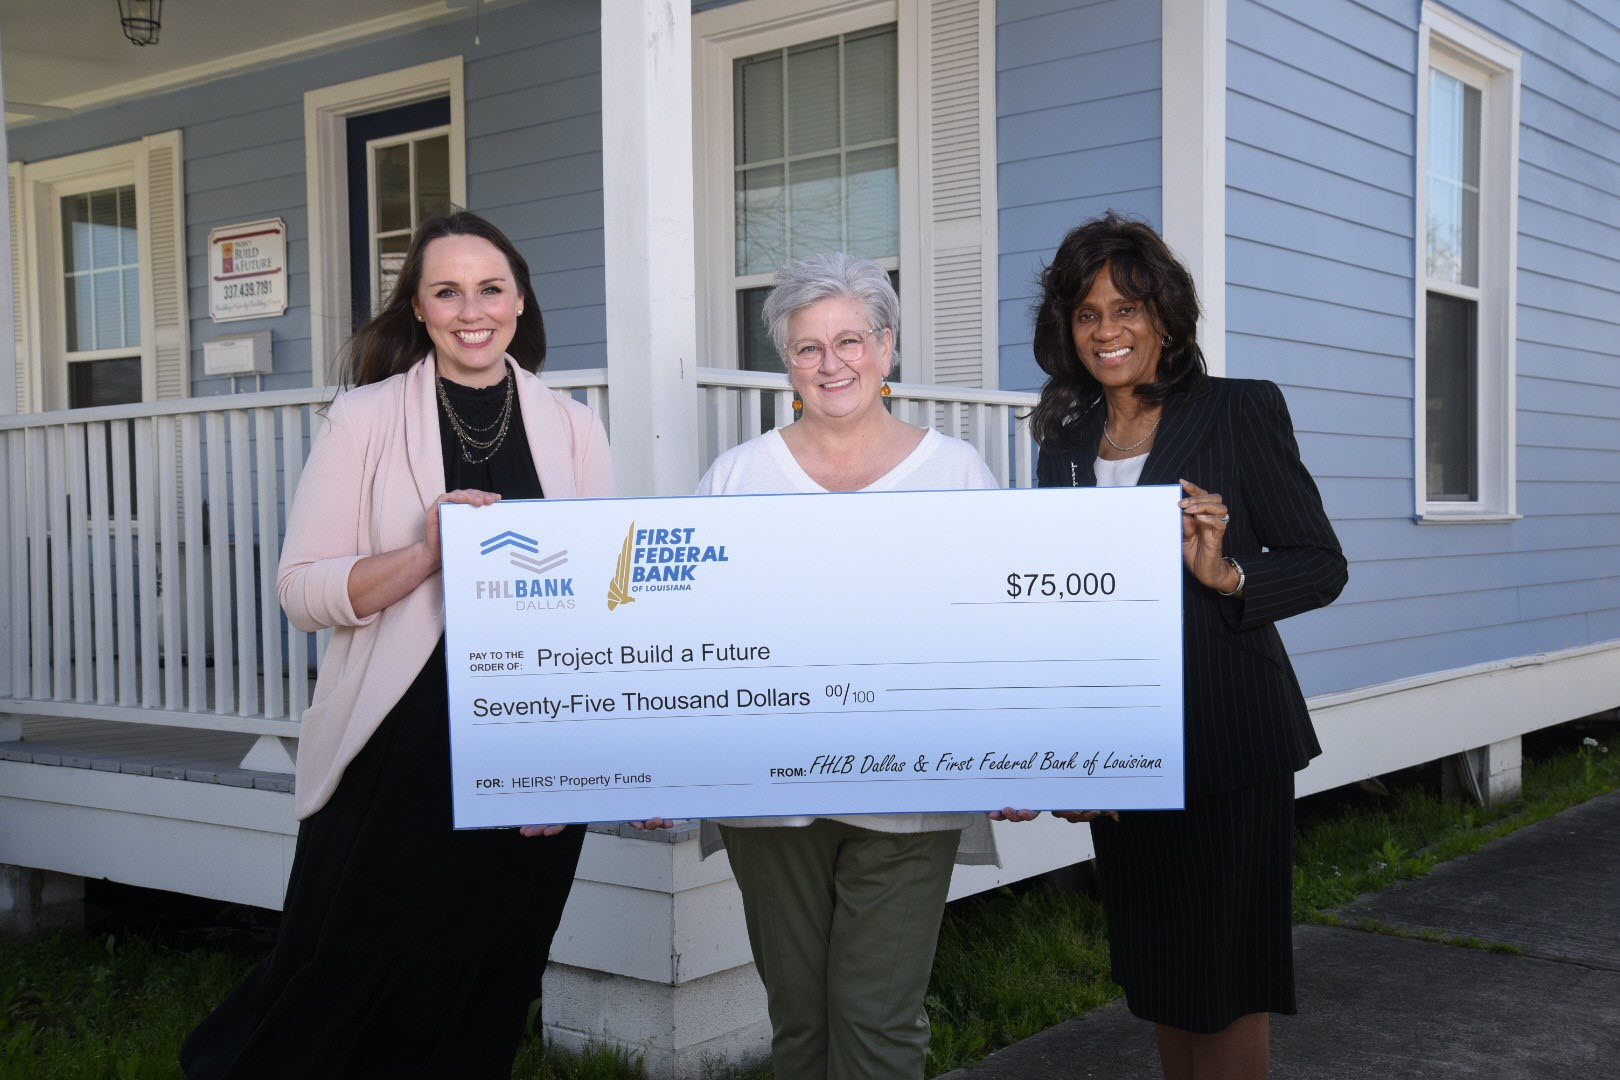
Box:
[519,824,569,838]
[1051,810,1120,823]
[988,808,1041,822]
[1179,479,1240,593]
[423,489,502,567]
[628,819,677,830]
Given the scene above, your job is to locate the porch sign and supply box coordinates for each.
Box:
[207,218,287,322]
[439,487,1185,828]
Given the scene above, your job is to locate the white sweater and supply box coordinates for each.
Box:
[697,426,998,498]
[695,426,1002,865]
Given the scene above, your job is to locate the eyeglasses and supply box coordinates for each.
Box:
[784,328,885,369]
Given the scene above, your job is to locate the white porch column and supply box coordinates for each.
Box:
[1161,0,1227,377]
[600,0,700,497]
[0,31,17,418]
[0,35,16,712]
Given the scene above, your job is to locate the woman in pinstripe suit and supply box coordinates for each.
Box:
[1031,214,1347,1080]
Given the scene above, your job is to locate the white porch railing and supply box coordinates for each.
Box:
[694,368,1039,488]
[0,367,1033,773]
[0,370,609,772]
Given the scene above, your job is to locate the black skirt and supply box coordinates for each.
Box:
[179,640,586,1078]
[1089,773,1297,1034]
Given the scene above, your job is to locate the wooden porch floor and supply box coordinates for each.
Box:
[0,717,293,792]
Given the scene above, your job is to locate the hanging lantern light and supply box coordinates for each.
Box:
[118,0,163,46]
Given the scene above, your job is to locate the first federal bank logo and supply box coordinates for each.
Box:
[607,521,731,610]
[475,530,575,610]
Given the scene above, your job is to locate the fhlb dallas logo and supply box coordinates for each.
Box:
[476,530,575,609]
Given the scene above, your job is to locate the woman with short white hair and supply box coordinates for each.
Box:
[638,252,1036,1079]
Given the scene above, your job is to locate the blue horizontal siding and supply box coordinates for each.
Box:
[1519,235,1620,296]
[1234,335,1413,397]
[1229,44,1413,151]
[1228,145,1410,236]
[7,0,607,394]
[996,0,1159,71]
[1228,285,1411,358]
[1231,1,1411,103]
[1228,93,1412,194]
[1518,374,1620,417]
[998,42,1161,119]
[1347,546,1620,604]
[1227,0,1620,695]
[995,0,1162,393]
[1228,189,1411,274]
[1288,614,1592,690]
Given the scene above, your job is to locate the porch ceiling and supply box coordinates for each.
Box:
[1,0,501,126]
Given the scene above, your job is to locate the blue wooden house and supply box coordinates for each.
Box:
[0,1,1615,1073]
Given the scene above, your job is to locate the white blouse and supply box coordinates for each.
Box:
[1093,453,1147,488]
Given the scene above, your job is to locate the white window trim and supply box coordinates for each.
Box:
[695,0,906,373]
[693,0,999,388]
[13,142,155,410]
[1414,3,1521,523]
[304,57,466,387]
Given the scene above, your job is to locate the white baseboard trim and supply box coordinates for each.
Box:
[1299,637,1620,797]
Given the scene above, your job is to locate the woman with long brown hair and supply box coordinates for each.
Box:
[181,210,614,1078]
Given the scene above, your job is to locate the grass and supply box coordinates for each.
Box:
[1291,731,1620,922]
[3,726,1614,1079]
[919,722,1619,1075]
[1309,912,1525,956]
[0,930,259,1080]
[924,880,1117,1074]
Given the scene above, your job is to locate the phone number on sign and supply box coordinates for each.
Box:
[221,280,274,300]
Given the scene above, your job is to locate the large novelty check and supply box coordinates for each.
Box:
[440,486,1185,828]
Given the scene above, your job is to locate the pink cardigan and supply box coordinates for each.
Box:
[278,354,615,818]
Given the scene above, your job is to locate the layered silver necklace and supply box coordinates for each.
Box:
[437,370,515,464]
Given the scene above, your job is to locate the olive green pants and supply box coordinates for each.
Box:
[720,821,961,1080]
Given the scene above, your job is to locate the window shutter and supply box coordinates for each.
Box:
[916,0,997,388]
[140,131,189,401]
[8,162,31,412]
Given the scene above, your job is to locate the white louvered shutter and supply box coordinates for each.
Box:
[916,0,997,388]
[8,162,31,412]
[140,131,189,401]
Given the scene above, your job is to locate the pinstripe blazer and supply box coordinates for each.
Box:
[1036,375,1347,798]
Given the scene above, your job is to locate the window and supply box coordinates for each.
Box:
[732,27,900,373]
[343,96,452,328]
[60,185,142,407]
[368,129,451,311]
[9,132,188,412]
[695,0,997,387]
[1414,4,1520,520]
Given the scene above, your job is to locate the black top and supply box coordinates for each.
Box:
[1036,376,1348,797]
[437,371,544,500]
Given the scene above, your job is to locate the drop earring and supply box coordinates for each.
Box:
[792,391,803,420]
[881,379,893,398]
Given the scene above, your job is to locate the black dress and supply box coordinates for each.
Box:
[181,373,585,1079]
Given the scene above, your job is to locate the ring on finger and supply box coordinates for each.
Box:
[1218,513,1230,523]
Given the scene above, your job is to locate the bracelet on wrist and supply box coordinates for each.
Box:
[1217,556,1245,597]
